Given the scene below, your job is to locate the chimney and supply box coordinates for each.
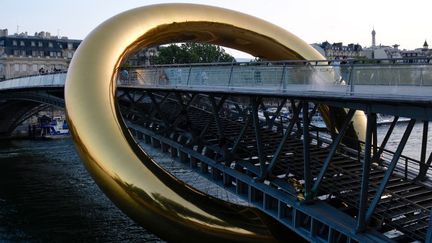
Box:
[0,29,8,37]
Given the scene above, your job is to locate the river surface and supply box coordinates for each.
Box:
[0,139,163,242]
[0,122,430,242]
[376,121,432,161]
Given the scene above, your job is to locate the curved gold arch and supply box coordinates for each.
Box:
[65,3,364,242]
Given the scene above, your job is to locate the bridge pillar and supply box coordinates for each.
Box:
[427,210,432,243]
[417,121,430,181]
[356,112,375,232]
[302,101,312,201]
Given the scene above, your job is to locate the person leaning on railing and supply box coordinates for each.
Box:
[340,56,349,84]
[120,69,129,83]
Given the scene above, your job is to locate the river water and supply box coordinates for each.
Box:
[0,122,430,242]
[0,139,163,242]
[376,121,432,161]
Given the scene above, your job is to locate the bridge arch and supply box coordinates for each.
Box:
[0,80,64,137]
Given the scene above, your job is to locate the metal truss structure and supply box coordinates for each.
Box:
[119,88,432,242]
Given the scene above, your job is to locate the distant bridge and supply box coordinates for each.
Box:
[1,60,432,242]
[0,72,65,137]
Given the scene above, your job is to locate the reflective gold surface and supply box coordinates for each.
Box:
[65,3,365,242]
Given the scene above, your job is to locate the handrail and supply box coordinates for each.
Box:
[0,71,67,82]
[0,72,66,91]
[3,61,432,102]
[121,57,432,69]
[118,62,432,101]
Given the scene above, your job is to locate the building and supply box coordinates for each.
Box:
[363,44,401,59]
[312,41,364,60]
[364,42,430,63]
[314,28,431,62]
[125,46,159,66]
[0,29,81,80]
[400,41,431,63]
[360,28,432,63]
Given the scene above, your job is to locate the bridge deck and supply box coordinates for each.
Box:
[122,98,431,242]
[2,61,432,241]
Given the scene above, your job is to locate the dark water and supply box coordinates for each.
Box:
[0,139,162,242]
[0,122,430,242]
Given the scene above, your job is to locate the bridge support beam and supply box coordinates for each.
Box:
[209,95,226,139]
[373,116,378,159]
[302,101,312,200]
[267,98,287,130]
[427,210,432,243]
[417,121,430,181]
[418,153,432,181]
[265,102,300,178]
[229,114,251,166]
[251,97,266,179]
[312,109,355,196]
[147,91,170,129]
[365,119,415,224]
[197,95,226,141]
[290,99,302,138]
[356,112,375,232]
[372,116,399,164]
[421,120,429,165]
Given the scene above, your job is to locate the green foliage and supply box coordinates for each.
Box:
[121,62,132,69]
[154,43,235,64]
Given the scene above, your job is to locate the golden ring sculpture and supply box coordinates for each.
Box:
[65,3,366,242]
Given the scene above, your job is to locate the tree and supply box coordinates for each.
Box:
[154,43,235,64]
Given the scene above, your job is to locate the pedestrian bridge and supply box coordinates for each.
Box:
[1,61,432,242]
[3,60,432,102]
[2,60,432,119]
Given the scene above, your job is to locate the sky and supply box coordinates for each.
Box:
[2,0,432,58]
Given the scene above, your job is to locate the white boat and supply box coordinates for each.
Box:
[40,116,70,138]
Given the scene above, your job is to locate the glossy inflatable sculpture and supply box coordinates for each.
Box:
[65,3,364,242]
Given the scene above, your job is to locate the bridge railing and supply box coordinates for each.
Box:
[118,60,432,99]
[2,60,432,100]
[0,73,66,91]
[348,65,432,97]
[119,62,342,92]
